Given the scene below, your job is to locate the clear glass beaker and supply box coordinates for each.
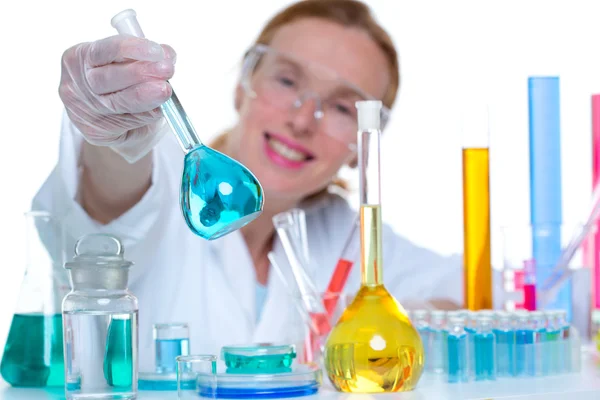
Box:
[177,355,217,399]
[154,323,190,374]
[0,211,69,387]
[62,234,139,400]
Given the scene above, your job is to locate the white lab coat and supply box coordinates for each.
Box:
[32,111,589,372]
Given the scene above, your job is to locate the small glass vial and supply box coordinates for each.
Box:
[427,310,447,374]
[493,311,515,377]
[474,315,495,381]
[446,313,468,383]
[62,234,138,400]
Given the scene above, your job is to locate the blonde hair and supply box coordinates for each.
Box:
[209,0,400,193]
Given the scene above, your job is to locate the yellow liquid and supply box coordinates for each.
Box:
[462,148,492,310]
[323,205,424,393]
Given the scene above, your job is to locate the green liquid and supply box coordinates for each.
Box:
[0,313,64,387]
[103,316,134,387]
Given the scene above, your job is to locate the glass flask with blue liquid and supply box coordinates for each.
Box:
[62,233,139,400]
[0,211,70,388]
[111,10,264,240]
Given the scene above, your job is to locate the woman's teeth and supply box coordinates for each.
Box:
[267,137,308,162]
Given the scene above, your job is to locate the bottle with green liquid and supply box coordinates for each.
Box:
[323,101,424,393]
[62,233,138,400]
[0,211,69,387]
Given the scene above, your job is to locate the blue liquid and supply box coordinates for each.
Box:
[494,329,515,377]
[474,333,495,380]
[447,333,467,383]
[465,327,475,378]
[103,316,135,387]
[0,314,64,387]
[155,338,189,374]
[181,145,263,240]
[515,329,530,376]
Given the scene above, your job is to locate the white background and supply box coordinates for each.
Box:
[1,0,600,350]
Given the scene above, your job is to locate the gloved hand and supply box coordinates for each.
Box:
[59,34,176,163]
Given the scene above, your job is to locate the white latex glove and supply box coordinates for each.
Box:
[58,34,176,163]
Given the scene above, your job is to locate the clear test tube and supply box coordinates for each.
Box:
[154,323,190,374]
[176,355,217,399]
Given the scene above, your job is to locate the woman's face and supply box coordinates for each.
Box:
[229,18,391,202]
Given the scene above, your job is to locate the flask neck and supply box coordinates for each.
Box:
[69,268,130,291]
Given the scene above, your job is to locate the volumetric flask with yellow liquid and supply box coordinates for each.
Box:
[323,101,424,393]
[0,211,69,387]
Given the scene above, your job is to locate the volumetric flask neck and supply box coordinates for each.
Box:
[64,234,133,291]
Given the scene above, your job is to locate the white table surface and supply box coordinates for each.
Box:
[1,348,598,400]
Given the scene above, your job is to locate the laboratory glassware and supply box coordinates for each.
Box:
[323,100,424,393]
[62,233,138,400]
[427,310,447,374]
[528,77,569,314]
[473,315,496,380]
[221,344,296,373]
[154,323,190,374]
[177,355,217,399]
[446,313,468,383]
[462,103,492,310]
[493,311,516,377]
[111,9,263,240]
[323,217,359,316]
[0,211,69,387]
[273,211,330,337]
[139,323,191,390]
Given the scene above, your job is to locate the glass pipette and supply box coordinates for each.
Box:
[538,185,600,307]
[111,9,263,240]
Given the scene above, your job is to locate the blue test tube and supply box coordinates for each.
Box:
[528,76,571,320]
[428,311,447,374]
[474,315,496,380]
[446,313,468,383]
[412,310,430,370]
[494,311,516,377]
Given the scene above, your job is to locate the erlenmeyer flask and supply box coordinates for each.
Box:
[323,101,424,393]
[111,10,264,240]
[0,211,69,387]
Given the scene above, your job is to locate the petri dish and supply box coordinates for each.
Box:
[197,363,321,399]
[221,344,296,374]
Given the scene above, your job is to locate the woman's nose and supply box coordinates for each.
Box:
[288,94,323,136]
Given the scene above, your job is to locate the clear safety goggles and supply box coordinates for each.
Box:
[240,44,390,150]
